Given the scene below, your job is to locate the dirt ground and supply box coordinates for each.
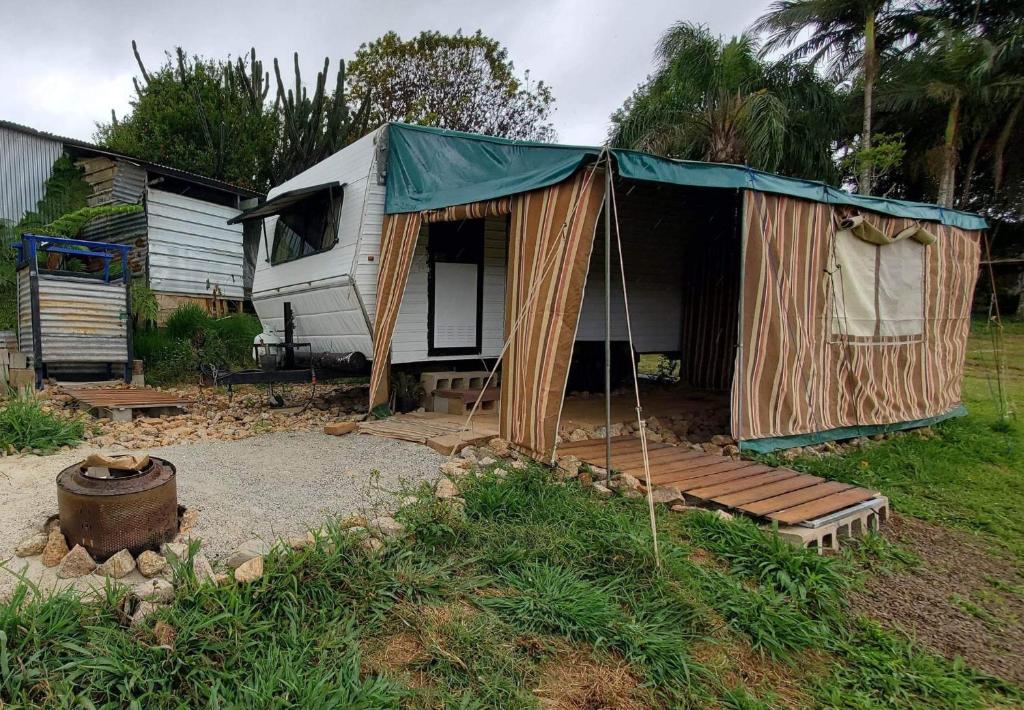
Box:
[851,514,1024,686]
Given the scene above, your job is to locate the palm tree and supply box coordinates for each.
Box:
[609,23,841,181]
[750,0,919,194]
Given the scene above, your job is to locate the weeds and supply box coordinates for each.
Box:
[0,391,84,453]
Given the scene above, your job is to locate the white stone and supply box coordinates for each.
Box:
[715,510,734,521]
[56,545,97,578]
[234,556,264,583]
[477,456,497,467]
[435,477,459,500]
[369,516,405,538]
[591,483,613,498]
[510,459,527,471]
[192,554,216,585]
[487,437,511,457]
[649,486,684,505]
[137,551,168,578]
[160,542,188,560]
[135,578,175,603]
[611,473,641,491]
[360,537,384,554]
[15,532,48,557]
[225,539,272,569]
[97,549,136,578]
[131,600,160,626]
[460,446,479,463]
[493,467,508,480]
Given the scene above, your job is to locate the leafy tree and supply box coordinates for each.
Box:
[97,43,279,191]
[347,30,556,141]
[610,23,842,181]
[750,0,920,194]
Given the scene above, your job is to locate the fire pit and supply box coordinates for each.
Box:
[56,455,178,561]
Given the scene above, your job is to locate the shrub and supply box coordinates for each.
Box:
[0,391,85,453]
[208,314,262,364]
[164,303,212,341]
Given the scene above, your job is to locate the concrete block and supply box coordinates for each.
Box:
[324,421,357,436]
[7,367,35,389]
[773,522,839,554]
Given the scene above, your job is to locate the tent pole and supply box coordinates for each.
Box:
[604,154,613,482]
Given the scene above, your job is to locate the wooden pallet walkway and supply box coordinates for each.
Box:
[357,412,499,455]
[558,436,880,526]
[64,387,191,421]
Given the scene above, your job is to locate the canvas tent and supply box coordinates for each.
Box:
[361,123,985,461]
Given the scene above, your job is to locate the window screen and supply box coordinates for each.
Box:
[270,187,343,265]
[830,229,925,342]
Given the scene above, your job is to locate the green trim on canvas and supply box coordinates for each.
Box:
[738,404,968,454]
[383,123,988,230]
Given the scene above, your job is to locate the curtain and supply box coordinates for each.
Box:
[368,212,423,409]
[500,167,606,460]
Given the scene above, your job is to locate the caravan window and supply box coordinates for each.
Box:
[829,228,925,342]
[270,187,342,265]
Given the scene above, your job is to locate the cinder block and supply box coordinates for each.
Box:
[772,523,839,554]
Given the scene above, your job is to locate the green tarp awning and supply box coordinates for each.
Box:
[384,123,987,231]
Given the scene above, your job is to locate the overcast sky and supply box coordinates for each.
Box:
[1,0,769,146]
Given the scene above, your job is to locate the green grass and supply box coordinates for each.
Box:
[0,391,85,453]
[762,319,1024,557]
[2,464,1018,708]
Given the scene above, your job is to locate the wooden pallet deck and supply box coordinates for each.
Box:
[357,412,500,455]
[64,387,191,421]
[558,437,880,526]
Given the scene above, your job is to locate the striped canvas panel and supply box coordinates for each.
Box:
[500,168,606,460]
[423,198,512,224]
[369,211,423,409]
[732,191,981,441]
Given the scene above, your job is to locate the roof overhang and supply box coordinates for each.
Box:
[227,181,345,224]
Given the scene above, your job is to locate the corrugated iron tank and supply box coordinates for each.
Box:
[56,456,178,560]
[18,270,128,364]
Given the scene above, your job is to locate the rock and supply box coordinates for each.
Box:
[722,444,740,457]
[611,473,641,491]
[153,620,177,648]
[567,428,590,442]
[460,446,479,463]
[160,542,188,560]
[555,455,581,479]
[401,495,419,506]
[670,503,697,513]
[192,554,216,585]
[477,456,497,467]
[710,434,735,446]
[137,551,168,578]
[15,532,48,557]
[41,529,69,567]
[324,421,357,436]
[339,514,368,530]
[234,556,264,583]
[178,508,198,535]
[135,578,175,603]
[131,600,159,626]
[286,532,316,550]
[493,467,508,480]
[620,489,644,499]
[577,470,592,487]
[225,539,272,569]
[701,443,723,455]
[97,549,136,578]
[646,416,664,433]
[213,572,230,586]
[715,510,734,521]
[591,483,613,498]
[360,537,384,554]
[56,545,97,578]
[369,516,405,538]
[510,459,527,471]
[43,515,62,534]
[440,459,470,478]
[435,477,459,500]
[649,486,685,505]
[487,437,511,457]
[645,430,664,444]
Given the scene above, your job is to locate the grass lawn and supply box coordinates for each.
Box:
[1,322,1021,708]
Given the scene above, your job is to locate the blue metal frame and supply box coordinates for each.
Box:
[13,233,132,283]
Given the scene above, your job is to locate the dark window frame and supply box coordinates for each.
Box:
[427,219,485,357]
[269,185,344,266]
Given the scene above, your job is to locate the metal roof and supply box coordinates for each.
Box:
[0,119,263,199]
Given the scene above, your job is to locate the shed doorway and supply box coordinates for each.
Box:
[427,219,485,357]
[560,181,742,447]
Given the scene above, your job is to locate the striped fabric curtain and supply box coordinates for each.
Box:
[423,198,511,224]
[732,191,981,443]
[368,212,423,409]
[500,168,606,460]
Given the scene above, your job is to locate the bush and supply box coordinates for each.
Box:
[208,314,261,364]
[0,391,85,453]
[133,329,197,385]
[164,303,212,341]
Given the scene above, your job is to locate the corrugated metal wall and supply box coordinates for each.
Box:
[0,126,62,223]
[146,188,244,298]
[17,270,128,363]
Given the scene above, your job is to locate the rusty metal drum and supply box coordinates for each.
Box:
[56,456,178,561]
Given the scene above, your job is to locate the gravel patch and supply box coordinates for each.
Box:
[0,432,444,598]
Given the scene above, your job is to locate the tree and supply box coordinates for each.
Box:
[750,0,920,194]
[347,30,555,141]
[97,43,279,191]
[610,23,842,181]
[272,54,370,183]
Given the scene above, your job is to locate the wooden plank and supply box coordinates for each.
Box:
[740,481,855,516]
[656,465,771,491]
[648,458,757,484]
[619,451,715,476]
[687,470,799,499]
[557,435,636,453]
[607,446,701,468]
[713,474,825,507]
[768,488,880,524]
[558,439,646,460]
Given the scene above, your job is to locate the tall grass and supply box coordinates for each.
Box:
[0,390,84,453]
